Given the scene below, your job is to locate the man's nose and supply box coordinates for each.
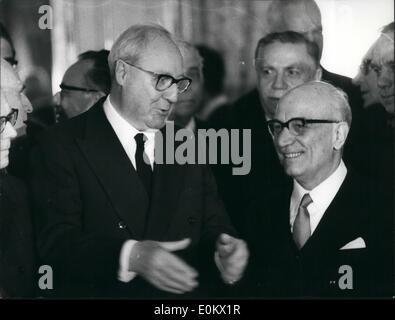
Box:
[272,73,287,90]
[377,68,393,89]
[352,71,363,86]
[163,83,179,103]
[275,127,294,148]
[3,122,18,140]
[53,91,61,105]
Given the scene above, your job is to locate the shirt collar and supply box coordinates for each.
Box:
[292,160,347,213]
[103,95,156,142]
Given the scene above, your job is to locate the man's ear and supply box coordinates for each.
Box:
[314,67,322,81]
[333,122,349,151]
[115,60,127,86]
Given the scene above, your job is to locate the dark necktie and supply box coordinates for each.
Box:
[293,193,313,250]
[134,133,152,194]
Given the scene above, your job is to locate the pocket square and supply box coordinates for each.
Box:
[340,237,366,250]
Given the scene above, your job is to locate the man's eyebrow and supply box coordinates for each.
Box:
[285,63,312,70]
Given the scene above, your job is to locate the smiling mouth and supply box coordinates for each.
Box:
[283,152,303,159]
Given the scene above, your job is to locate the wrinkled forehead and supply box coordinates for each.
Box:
[138,37,183,77]
[276,85,334,120]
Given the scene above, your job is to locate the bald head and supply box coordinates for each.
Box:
[280,81,351,127]
[267,0,323,59]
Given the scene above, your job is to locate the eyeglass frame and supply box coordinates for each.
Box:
[359,58,373,76]
[267,117,344,136]
[4,56,18,67]
[119,59,192,94]
[60,83,100,93]
[0,108,19,133]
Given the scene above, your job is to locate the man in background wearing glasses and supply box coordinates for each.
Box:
[0,58,35,297]
[53,50,111,119]
[30,24,248,298]
[244,81,392,297]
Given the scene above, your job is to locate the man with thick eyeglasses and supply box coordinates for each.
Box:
[244,81,392,297]
[53,50,111,119]
[0,58,35,297]
[31,24,248,298]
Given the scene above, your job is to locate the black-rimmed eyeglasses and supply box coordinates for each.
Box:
[0,108,19,133]
[268,118,344,136]
[60,83,100,93]
[4,57,18,68]
[120,59,191,94]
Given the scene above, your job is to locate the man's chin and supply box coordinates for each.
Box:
[147,116,168,130]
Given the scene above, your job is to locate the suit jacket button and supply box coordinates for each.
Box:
[188,216,197,224]
[118,221,126,229]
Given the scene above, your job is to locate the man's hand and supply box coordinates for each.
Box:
[215,233,249,285]
[129,238,198,294]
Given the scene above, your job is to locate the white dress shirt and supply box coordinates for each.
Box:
[290,160,347,234]
[103,96,156,282]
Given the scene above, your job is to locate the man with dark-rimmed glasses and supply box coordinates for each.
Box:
[53,50,111,119]
[31,24,248,298]
[0,58,35,297]
[244,80,392,298]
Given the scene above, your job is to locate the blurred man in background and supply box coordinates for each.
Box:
[195,45,228,121]
[352,47,381,109]
[54,49,111,119]
[169,40,205,132]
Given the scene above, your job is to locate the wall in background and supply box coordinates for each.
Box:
[1,0,393,102]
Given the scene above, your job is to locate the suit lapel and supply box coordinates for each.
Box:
[301,173,366,254]
[76,103,149,239]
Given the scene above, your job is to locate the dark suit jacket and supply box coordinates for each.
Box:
[0,173,35,298]
[243,170,393,298]
[208,90,288,235]
[29,99,235,298]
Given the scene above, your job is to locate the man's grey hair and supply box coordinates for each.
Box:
[175,39,203,72]
[108,24,174,78]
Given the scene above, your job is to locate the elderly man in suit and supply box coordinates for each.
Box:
[0,58,35,298]
[244,81,392,297]
[30,24,248,298]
